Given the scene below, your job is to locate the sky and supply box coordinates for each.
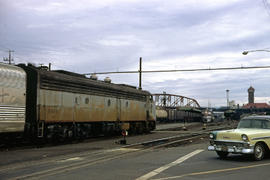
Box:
[1,0,270,107]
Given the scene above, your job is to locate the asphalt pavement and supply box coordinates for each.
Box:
[0,122,241,180]
[20,139,270,180]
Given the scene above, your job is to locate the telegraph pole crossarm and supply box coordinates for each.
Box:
[3,50,14,64]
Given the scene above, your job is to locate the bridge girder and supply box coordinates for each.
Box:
[153,93,200,108]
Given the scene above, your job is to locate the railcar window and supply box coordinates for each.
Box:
[126,101,128,107]
[85,98,89,104]
[108,99,111,106]
[75,97,80,105]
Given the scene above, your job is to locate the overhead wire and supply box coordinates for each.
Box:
[83,65,270,75]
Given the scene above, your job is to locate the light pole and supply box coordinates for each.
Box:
[226,89,230,109]
[242,49,270,55]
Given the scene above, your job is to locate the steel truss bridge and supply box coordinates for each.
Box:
[153,93,200,108]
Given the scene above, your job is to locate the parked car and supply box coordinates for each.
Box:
[208,115,270,160]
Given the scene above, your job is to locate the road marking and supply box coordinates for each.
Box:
[152,162,270,180]
[135,149,204,180]
[58,157,83,163]
[105,148,139,152]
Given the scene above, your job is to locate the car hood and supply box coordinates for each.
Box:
[215,128,270,141]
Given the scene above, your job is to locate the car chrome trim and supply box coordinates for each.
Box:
[252,136,270,140]
[208,145,254,154]
[214,140,248,144]
[208,146,215,151]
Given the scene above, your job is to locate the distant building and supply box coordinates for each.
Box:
[243,86,270,109]
[248,86,255,104]
[243,103,270,109]
[229,100,237,109]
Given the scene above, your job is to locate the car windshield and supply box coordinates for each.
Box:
[237,119,270,129]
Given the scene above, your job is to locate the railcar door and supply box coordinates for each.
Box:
[146,96,151,120]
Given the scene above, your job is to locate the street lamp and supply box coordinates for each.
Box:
[242,49,270,55]
[226,89,229,108]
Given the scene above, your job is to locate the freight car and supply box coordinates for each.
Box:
[156,107,202,123]
[0,63,156,140]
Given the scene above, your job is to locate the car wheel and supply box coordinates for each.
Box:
[216,151,229,159]
[254,143,265,161]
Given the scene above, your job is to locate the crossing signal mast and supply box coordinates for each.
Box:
[3,50,14,64]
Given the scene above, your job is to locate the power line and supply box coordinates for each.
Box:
[83,65,270,75]
[0,45,9,51]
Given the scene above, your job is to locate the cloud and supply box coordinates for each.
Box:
[97,35,137,47]
[1,0,270,107]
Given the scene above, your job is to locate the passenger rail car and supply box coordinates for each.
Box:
[0,63,26,133]
[0,63,156,140]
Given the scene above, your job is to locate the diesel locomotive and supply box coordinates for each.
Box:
[0,63,156,140]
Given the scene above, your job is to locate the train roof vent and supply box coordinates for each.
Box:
[104,77,111,83]
[90,74,98,80]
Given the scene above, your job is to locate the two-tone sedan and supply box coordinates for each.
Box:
[208,115,270,160]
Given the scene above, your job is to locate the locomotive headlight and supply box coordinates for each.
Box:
[209,133,214,139]
[241,134,249,142]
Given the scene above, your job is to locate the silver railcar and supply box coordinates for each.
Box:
[0,63,26,133]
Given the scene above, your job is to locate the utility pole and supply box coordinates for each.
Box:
[226,89,230,109]
[139,57,142,90]
[3,50,14,64]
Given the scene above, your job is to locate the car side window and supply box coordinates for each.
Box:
[262,121,270,129]
[252,120,261,129]
[238,120,251,128]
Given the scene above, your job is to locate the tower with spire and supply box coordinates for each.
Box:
[243,86,270,109]
[248,86,255,104]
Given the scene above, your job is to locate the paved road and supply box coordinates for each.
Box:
[0,122,239,180]
[2,138,270,180]
[48,140,270,180]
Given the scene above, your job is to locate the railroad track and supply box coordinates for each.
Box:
[0,124,235,179]
[126,124,235,149]
[0,122,236,151]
